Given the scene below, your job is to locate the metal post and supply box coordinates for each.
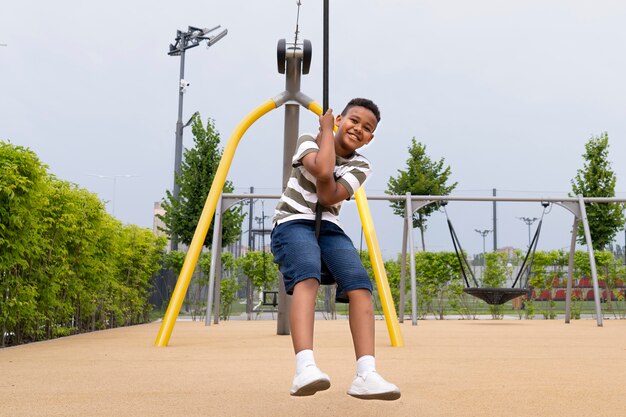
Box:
[406,194,418,325]
[323,0,329,113]
[475,229,492,267]
[205,195,222,326]
[276,45,303,336]
[399,205,408,323]
[492,188,497,251]
[564,217,579,323]
[167,25,227,251]
[213,224,223,325]
[322,0,333,318]
[577,195,603,326]
[173,44,186,206]
[247,187,254,320]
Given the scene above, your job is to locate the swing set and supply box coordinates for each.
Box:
[444,202,550,305]
[393,193,626,327]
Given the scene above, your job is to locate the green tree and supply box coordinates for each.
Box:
[386,138,457,250]
[198,250,241,320]
[482,252,510,319]
[113,225,166,325]
[1,141,166,346]
[236,251,278,292]
[527,251,562,320]
[159,114,245,249]
[1,142,47,345]
[570,132,625,250]
[413,252,462,319]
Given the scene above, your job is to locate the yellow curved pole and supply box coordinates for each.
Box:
[308,101,404,347]
[155,99,277,347]
[354,189,404,347]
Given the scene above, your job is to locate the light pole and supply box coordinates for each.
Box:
[475,229,492,266]
[168,25,227,250]
[88,174,138,217]
[254,202,270,252]
[518,216,538,247]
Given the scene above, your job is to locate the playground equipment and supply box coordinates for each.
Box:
[155,36,404,348]
[392,194,626,327]
[444,202,550,305]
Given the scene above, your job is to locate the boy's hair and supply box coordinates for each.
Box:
[341,98,381,123]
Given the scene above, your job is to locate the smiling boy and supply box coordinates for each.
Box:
[271,98,400,400]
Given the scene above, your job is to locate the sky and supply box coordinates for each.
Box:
[2,0,626,259]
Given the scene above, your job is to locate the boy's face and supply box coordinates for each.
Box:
[334,106,378,157]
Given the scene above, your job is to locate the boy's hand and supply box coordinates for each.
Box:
[303,107,350,206]
[319,108,334,133]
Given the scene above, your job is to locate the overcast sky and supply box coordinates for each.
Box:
[2,1,625,258]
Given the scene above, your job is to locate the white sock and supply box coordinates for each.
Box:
[295,349,316,374]
[356,355,376,377]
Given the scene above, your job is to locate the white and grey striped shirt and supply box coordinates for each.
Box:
[273,133,371,227]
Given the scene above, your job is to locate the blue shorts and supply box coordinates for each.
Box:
[270,219,373,303]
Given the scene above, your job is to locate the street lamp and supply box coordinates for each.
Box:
[475,229,492,266]
[518,216,538,247]
[88,174,138,216]
[168,25,227,251]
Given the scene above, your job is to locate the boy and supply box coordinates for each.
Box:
[271,98,400,400]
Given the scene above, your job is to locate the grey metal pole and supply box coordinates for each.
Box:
[564,217,579,323]
[168,25,227,252]
[173,46,186,199]
[205,195,222,325]
[492,188,497,251]
[247,186,254,321]
[399,205,408,323]
[406,194,418,325]
[323,0,329,113]
[171,44,186,252]
[213,224,223,325]
[577,195,603,326]
[277,45,303,336]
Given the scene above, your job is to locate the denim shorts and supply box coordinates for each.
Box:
[270,219,373,303]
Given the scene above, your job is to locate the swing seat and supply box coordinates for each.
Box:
[320,262,335,286]
[463,288,528,305]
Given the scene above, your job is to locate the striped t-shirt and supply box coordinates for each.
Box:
[273,133,371,227]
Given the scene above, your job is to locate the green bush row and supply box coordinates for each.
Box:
[1,142,166,347]
[361,249,626,320]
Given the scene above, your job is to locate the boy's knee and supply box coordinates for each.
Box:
[346,288,373,303]
[293,277,320,293]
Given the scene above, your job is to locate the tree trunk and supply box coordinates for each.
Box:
[418,216,426,251]
[1,321,6,347]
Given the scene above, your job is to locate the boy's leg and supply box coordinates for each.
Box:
[289,278,331,396]
[346,288,401,401]
[290,278,320,353]
[347,288,375,358]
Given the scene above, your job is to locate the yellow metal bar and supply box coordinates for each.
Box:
[355,189,404,347]
[308,101,323,114]
[155,99,277,347]
[307,101,404,347]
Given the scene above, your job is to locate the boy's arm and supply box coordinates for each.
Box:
[301,109,350,206]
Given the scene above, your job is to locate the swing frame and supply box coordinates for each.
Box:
[389,193,624,327]
[445,202,549,306]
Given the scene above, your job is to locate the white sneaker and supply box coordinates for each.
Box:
[347,371,401,400]
[290,365,331,396]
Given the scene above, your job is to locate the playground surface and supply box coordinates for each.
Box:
[2,319,625,417]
